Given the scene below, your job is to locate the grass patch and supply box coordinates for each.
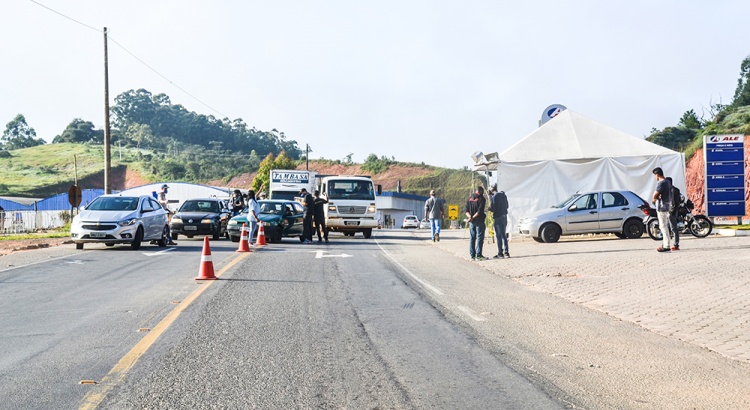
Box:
[0,231,70,241]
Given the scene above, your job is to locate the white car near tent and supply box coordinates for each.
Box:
[475,109,686,236]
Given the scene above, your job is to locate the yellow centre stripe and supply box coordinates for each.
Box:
[78,252,250,410]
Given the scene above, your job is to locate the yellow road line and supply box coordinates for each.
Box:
[78,252,250,410]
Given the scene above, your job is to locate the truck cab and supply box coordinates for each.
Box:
[320,175,381,238]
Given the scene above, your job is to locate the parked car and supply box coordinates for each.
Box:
[169,198,231,240]
[419,219,431,229]
[517,190,648,243]
[402,215,420,229]
[71,195,169,250]
[227,200,305,243]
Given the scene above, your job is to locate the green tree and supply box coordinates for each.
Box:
[124,123,155,149]
[252,151,298,193]
[1,114,45,150]
[646,126,697,151]
[52,118,103,144]
[678,109,702,130]
[731,55,750,108]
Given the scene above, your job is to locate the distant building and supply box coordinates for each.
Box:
[376,191,429,229]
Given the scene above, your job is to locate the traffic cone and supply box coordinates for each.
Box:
[256,223,268,246]
[195,237,217,280]
[236,223,250,252]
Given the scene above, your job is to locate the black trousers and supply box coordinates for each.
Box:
[303,212,314,241]
[314,215,327,240]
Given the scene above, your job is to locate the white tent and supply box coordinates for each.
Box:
[477,110,686,234]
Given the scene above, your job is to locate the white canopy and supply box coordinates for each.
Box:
[478,110,686,236]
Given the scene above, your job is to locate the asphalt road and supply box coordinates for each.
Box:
[0,234,565,409]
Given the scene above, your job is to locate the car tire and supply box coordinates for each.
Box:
[130,227,143,250]
[157,226,168,247]
[172,233,179,240]
[532,236,544,243]
[540,224,561,243]
[363,228,372,239]
[212,228,221,241]
[230,235,240,243]
[623,219,645,239]
[105,243,115,247]
[76,243,84,250]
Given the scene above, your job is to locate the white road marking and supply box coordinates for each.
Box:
[0,252,88,274]
[457,306,487,322]
[143,248,177,256]
[375,239,444,296]
[66,260,83,264]
[314,250,353,259]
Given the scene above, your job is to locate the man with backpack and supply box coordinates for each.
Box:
[666,177,682,251]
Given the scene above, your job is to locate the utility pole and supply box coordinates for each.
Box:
[306,144,309,171]
[103,27,112,194]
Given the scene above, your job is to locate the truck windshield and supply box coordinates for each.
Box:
[327,180,374,200]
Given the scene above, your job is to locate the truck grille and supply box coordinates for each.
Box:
[336,206,366,215]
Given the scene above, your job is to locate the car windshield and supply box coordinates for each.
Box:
[554,195,579,208]
[327,180,374,200]
[259,202,283,215]
[180,200,220,213]
[87,196,139,211]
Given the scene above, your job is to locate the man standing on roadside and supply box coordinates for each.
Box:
[465,185,487,261]
[300,188,314,244]
[489,185,510,258]
[424,189,444,242]
[313,190,329,243]
[666,177,682,251]
[652,167,673,252]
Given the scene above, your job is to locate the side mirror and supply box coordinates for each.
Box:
[568,205,578,211]
[377,185,382,195]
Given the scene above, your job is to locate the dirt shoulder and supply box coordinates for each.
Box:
[0,237,73,257]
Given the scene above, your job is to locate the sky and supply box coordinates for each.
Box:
[1,1,747,169]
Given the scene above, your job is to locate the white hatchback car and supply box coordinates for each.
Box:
[71,195,170,250]
[402,215,420,229]
[517,190,648,243]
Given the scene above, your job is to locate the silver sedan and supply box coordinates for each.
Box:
[517,190,649,243]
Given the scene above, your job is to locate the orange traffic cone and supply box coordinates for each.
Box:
[236,223,250,252]
[256,223,268,246]
[195,237,217,280]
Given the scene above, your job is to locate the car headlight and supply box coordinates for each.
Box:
[171,217,182,223]
[118,218,137,226]
[367,205,376,213]
[328,205,337,212]
[201,218,214,224]
[228,220,238,226]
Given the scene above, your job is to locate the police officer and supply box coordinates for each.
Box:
[313,190,329,243]
[300,188,314,243]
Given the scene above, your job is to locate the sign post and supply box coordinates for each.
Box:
[68,185,83,218]
[704,135,746,218]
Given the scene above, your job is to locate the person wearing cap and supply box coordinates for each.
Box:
[157,184,177,245]
[424,189,444,242]
[300,188,314,243]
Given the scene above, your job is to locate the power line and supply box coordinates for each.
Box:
[28,0,229,119]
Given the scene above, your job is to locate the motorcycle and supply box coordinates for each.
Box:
[638,199,713,240]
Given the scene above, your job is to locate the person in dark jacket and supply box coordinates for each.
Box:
[666,177,682,250]
[489,185,510,258]
[300,188,314,243]
[465,185,487,261]
[313,190,329,243]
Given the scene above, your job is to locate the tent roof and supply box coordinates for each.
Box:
[493,110,678,164]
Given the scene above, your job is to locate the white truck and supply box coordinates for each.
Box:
[269,170,381,238]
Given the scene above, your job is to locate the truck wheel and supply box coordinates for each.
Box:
[363,228,372,239]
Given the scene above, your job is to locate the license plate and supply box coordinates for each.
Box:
[184,226,198,231]
[344,221,359,226]
[90,232,106,238]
